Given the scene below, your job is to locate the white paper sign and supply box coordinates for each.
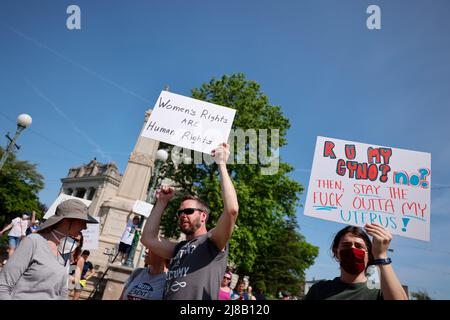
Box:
[304,136,431,241]
[81,216,100,250]
[44,194,92,219]
[141,91,236,154]
[132,200,154,218]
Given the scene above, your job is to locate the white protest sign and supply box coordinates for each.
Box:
[82,216,100,250]
[44,194,92,219]
[141,91,236,154]
[304,136,431,241]
[132,200,154,218]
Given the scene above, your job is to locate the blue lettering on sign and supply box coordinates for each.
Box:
[401,217,410,232]
[340,210,397,230]
[313,205,337,211]
[393,168,431,189]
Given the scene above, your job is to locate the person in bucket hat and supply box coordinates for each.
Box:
[0,199,98,300]
[37,199,98,233]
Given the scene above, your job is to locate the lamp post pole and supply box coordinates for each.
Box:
[146,154,165,204]
[0,114,32,172]
[124,149,169,268]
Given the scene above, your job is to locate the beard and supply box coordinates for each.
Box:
[180,216,202,235]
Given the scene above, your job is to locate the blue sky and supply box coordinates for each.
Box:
[1,0,449,298]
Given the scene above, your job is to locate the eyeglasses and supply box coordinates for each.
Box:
[223,277,231,280]
[176,208,204,216]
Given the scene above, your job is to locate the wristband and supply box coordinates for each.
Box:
[372,257,392,265]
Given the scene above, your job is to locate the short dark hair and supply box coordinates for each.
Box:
[82,250,90,256]
[236,279,245,287]
[331,225,374,266]
[254,280,266,293]
[181,194,210,215]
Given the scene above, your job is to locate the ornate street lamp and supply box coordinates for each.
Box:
[146,149,169,204]
[0,113,32,171]
[124,148,169,267]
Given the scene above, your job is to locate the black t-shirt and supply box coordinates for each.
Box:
[81,261,93,280]
[253,292,266,300]
[304,277,383,300]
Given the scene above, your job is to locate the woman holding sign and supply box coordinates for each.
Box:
[304,223,408,300]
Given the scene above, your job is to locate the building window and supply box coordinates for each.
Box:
[87,188,96,200]
[75,188,86,199]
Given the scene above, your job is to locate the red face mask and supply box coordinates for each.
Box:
[338,248,366,275]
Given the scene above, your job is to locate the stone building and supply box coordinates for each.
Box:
[59,159,122,218]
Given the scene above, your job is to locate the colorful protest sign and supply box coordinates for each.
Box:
[304,136,431,241]
[141,91,236,154]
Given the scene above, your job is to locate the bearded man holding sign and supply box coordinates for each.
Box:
[141,143,239,300]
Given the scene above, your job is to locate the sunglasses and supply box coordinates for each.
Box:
[224,277,231,280]
[176,208,204,216]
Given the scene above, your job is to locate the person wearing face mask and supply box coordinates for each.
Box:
[0,199,98,300]
[304,223,408,300]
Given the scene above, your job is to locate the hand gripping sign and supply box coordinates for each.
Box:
[141,91,236,154]
[304,136,431,241]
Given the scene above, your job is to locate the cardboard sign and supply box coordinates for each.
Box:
[132,200,154,218]
[43,194,92,219]
[141,91,236,154]
[304,136,431,241]
[81,216,100,250]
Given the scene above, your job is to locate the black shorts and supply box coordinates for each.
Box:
[118,242,132,254]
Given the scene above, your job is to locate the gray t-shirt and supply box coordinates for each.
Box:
[0,233,68,300]
[164,232,228,300]
[122,268,166,300]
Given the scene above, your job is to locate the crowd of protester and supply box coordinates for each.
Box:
[0,143,407,300]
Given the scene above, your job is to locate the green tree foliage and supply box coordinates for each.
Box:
[249,220,318,297]
[0,147,45,234]
[410,290,432,300]
[158,73,318,295]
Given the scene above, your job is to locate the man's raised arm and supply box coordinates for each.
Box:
[140,186,177,260]
[210,143,239,251]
